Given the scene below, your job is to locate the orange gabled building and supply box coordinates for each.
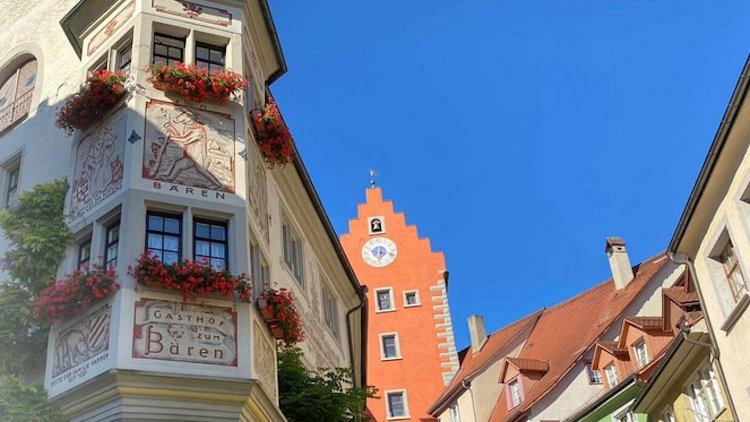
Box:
[340,187,459,422]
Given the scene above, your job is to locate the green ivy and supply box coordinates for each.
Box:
[277,346,377,422]
[0,179,70,421]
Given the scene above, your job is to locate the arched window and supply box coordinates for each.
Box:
[0,58,37,133]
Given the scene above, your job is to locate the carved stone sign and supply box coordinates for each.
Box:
[132,299,238,366]
[71,115,126,216]
[246,134,269,244]
[253,323,277,399]
[50,305,111,388]
[143,101,235,193]
[152,0,232,27]
[87,1,136,57]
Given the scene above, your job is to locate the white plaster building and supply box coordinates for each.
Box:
[0,1,367,420]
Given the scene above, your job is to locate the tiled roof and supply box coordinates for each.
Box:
[427,311,542,414]
[595,341,628,355]
[485,253,669,422]
[625,316,664,330]
[663,286,699,307]
[506,358,550,373]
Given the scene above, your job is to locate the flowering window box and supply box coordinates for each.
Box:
[251,97,294,167]
[56,70,128,136]
[34,264,120,324]
[146,63,248,104]
[129,252,252,303]
[256,288,304,344]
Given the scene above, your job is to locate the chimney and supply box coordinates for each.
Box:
[468,315,488,353]
[605,237,634,290]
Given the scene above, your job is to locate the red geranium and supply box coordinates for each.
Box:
[256,288,304,345]
[145,62,249,104]
[34,264,119,324]
[56,70,128,136]
[128,252,252,303]
[251,96,294,167]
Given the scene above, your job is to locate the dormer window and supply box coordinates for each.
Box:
[633,339,649,368]
[604,363,619,387]
[585,362,602,384]
[508,379,522,408]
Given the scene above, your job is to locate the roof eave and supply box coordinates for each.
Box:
[668,54,750,254]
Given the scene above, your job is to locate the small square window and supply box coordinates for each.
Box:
[195,42,225,73]
[380,333,401,360]
[322,280,340,340]
[249,233,270,299]
[153,33,186,66]
[368,216,385,234]
[508,379,522,408]
[375,288,395,312]
[385,390,409,419]
[604,363,619,387]
[403,290,420,307]
[5,164,19,207]
[633,339,649,368]
[194,219,227,271]
[282,218,305,286]
[585,362,602,384]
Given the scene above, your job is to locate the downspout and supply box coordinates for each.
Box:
[346,286,368,387]
[460,379,479,422]
[666,252,739,422]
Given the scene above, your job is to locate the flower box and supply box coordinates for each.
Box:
[34,264,120,324]
[129,252,252,303]
[257,288,304,345]
[146,62,248,104]
[56,70,128,136]
[251,97,294,167]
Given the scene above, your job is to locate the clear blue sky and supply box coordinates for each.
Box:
[269,1,750,349]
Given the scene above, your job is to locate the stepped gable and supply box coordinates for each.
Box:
[485,253,669,422]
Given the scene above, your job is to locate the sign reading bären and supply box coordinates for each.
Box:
[132,299,238,366]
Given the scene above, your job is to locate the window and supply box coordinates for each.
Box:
[633,339,649,368]
[662,407,676,422]
[719,240,748,303]
[508,379,522,408]
[385,390,409,419]
[196,42,225,73]
[448,405,461,422]
[282,219,304,286]
[78,239,91,269]
[585,362,602,384]
[322,281,340,340]
[153,33,185,66]
[104,222,120,267]
[380,333,401,360]
[369,216,385,234]
[4,162,19,207]
[116,42,132,73]
[403,290,420,307]
[0,58,36,133]
[375,288,395,312]
[249,238,270,298]
[604,363,619,387]
[146,212,181,264]
[194,220,227,270]
[613,410,637,422]
[687,363,725,422]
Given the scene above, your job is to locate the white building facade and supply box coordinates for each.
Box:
[0,1,366,420]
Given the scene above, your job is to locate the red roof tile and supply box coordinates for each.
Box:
[428,311,542,414]
[624,316,664,330]
[484,253,669,422]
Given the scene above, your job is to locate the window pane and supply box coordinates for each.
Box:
[210,49,224,63]
[195,240,210,257]
[388,393,405,417]
[108,225,120,243]
[163,235,180,252]
[211,225,226,241]
[383,336,397,357]
[378,291,391,310]
[211,242,226,258]
[163,252,179,265]
[148,215,163,232]
[195,223,210,239]
[148,249,163,261]
[147,233,163,250]
[196,46,209,60]
[211,258,225,271]
[164,217,180,234]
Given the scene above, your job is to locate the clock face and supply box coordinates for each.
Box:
[361,237,397,267]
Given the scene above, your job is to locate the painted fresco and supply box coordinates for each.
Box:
[144,101,235,192]
[247,135,269,243]
[152,0,232,26]
[71,115,126,216]
[87,1,135,57]
[254,323,277,399]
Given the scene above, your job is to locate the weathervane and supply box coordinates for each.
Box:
[368,168,379,188]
